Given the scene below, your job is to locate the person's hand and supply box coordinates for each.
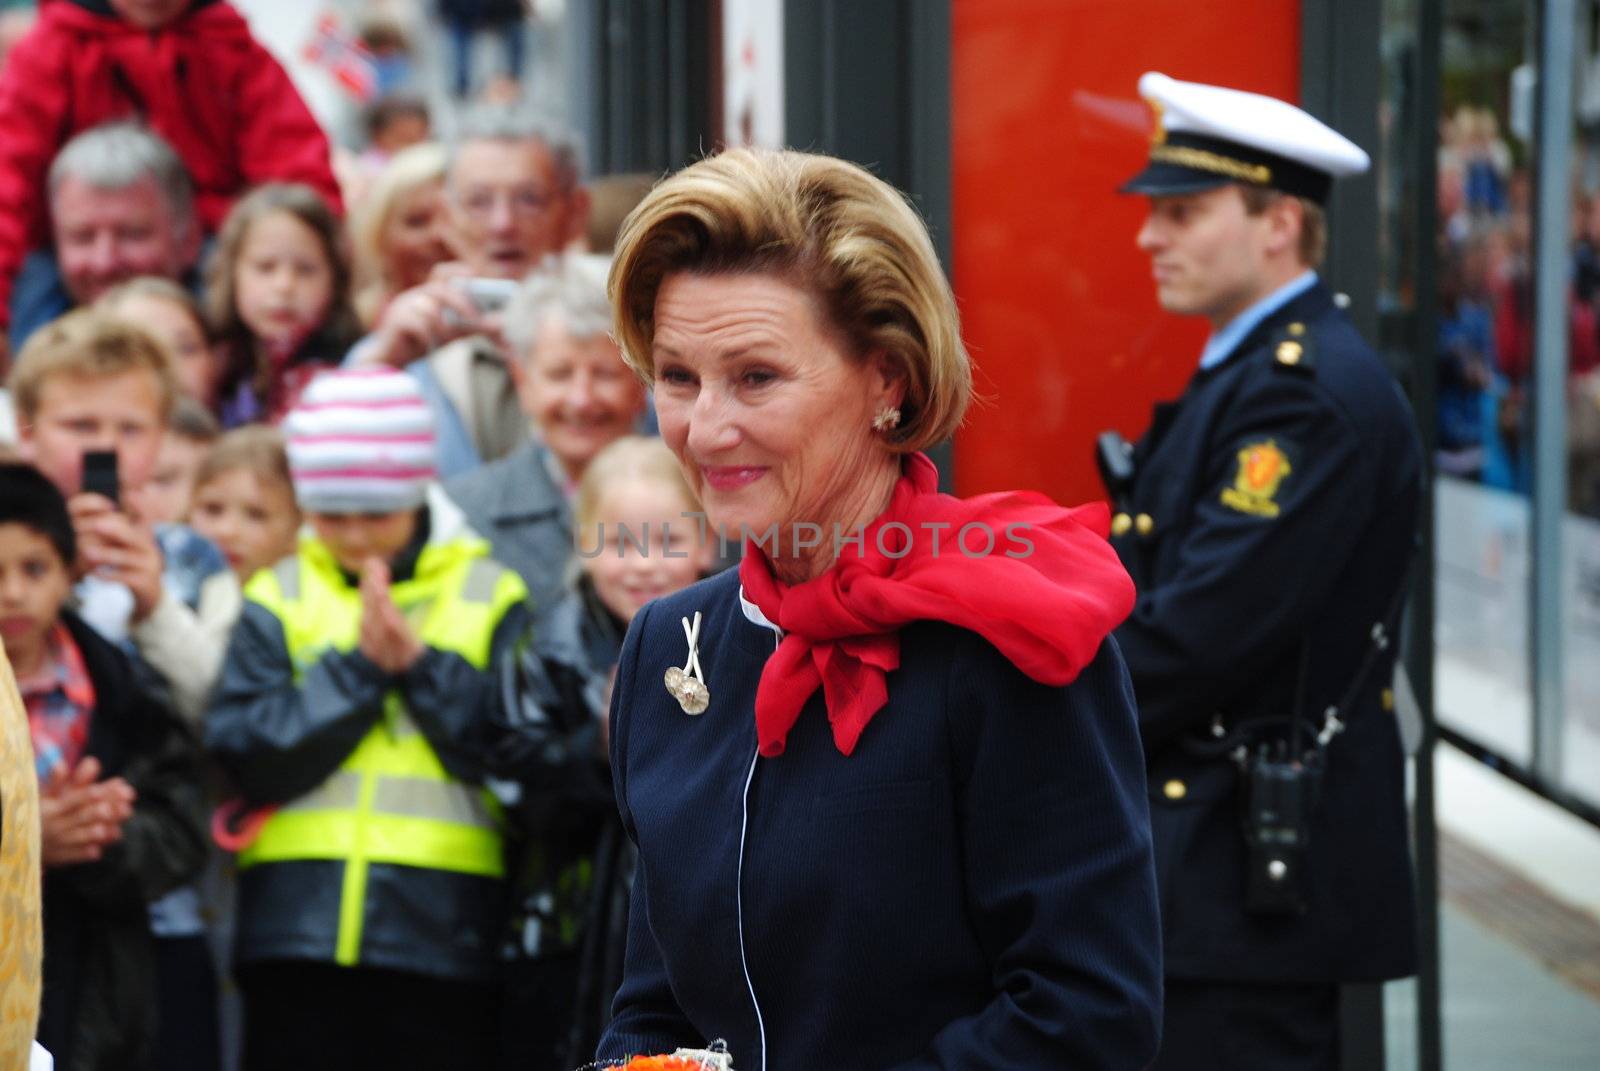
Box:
[39,757,137,868]
[70,494,165,620]
[357,560,424,675]
[359,271,484,369]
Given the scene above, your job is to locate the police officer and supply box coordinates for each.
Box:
[1109,73,1420,1069]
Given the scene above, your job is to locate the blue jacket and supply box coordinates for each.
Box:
[596,567,1162,1070]
[1111,281,1420,983]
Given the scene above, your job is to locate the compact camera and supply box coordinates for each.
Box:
[459,277,519,313]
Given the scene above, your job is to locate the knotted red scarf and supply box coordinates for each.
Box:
[739,452,1136,757]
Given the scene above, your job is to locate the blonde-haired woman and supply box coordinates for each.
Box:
[352,142,451,326]
[597,148,1160,1069]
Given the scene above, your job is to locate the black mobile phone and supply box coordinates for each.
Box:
[80,450,119,506]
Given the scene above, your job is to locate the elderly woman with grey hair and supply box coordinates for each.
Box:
[444,252,648,614]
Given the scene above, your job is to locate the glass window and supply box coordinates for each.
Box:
[1563,2,1600,808]
[1432,0,1537,766]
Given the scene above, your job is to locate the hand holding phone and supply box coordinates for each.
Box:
[80,449,119,506]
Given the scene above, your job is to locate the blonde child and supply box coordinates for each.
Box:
[189,425,302,584]
[98,276,223,412]
[7,309,239,723]
[495,435,708,1069]
[205,183,362,427]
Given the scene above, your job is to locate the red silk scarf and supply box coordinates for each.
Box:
[739,452,1136,757]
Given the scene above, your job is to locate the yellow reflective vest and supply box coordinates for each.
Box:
[239,535,526,967]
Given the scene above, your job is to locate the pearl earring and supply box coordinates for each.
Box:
[872,406,902,431]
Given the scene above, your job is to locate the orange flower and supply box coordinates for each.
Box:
[620,1058,710,1071]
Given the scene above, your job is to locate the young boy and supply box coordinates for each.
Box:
[207,368,533,1070]
[0,0,342,344]
[9,308,234,1069]
[0,462,206,1071]
[8,309,238,716]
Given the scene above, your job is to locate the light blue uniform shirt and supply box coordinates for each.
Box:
[1198,270,1318,370]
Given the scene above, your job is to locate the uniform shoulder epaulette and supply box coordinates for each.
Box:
[1269,320,1316,374]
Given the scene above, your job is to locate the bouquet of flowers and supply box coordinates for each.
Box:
[579,1044,735,1070]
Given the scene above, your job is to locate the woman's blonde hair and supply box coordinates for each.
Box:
[194,424,295,509]
[574,435,700,531]
[609,148,971,452]
[353,142,449,324]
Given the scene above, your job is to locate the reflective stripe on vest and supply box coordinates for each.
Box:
[238,536,526,966]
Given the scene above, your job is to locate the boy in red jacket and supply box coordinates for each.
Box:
[0,0,342,349]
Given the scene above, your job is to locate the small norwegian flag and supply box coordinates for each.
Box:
[302,13,378,102]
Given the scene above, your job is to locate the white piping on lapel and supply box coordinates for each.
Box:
[738,585,783,643]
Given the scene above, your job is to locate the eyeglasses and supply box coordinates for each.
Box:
[453,186,560,221]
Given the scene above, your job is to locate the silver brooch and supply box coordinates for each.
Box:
[664,611,710,714]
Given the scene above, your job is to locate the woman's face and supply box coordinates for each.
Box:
[382,179,450,293]
[515,317,646,481]
[581,479,704,624]
[650,272,899,548]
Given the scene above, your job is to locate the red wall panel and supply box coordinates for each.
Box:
[951,0,1300,502]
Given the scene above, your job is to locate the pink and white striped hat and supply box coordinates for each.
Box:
[283,368,437,514]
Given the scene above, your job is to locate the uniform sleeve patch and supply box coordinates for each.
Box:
[1220,439,1292,517]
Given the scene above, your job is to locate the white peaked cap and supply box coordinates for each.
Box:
[1122,72,1369,203]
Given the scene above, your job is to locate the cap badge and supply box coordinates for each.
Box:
[1220,439,1292,518]
[1148,99,1168,145]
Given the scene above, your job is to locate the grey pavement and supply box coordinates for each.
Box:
[1385,903,1600,1070]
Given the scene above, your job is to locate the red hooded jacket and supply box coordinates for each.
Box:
[0,0,342,327]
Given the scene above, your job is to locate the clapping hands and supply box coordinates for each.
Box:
[357,559,423,676]
[39,756,137,868]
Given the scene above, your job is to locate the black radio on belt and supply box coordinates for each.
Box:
[1241,742,1323,915]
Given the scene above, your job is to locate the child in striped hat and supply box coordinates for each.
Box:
[207,367,533,1067]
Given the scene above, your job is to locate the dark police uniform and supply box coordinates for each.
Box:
[1112,72,1422,1070]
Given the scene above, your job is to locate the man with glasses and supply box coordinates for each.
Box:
[356,110,591,475]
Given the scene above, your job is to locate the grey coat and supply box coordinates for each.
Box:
[444,438,574,616]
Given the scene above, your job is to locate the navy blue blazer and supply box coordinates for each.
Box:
[596,566,1162,1070]
[1111,281,1420,984]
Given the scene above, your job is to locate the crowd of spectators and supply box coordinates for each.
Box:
[0,3,680,1069]
[1435,104,1600,516]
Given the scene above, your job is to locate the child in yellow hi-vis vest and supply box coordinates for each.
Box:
[206,369,531,1069]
